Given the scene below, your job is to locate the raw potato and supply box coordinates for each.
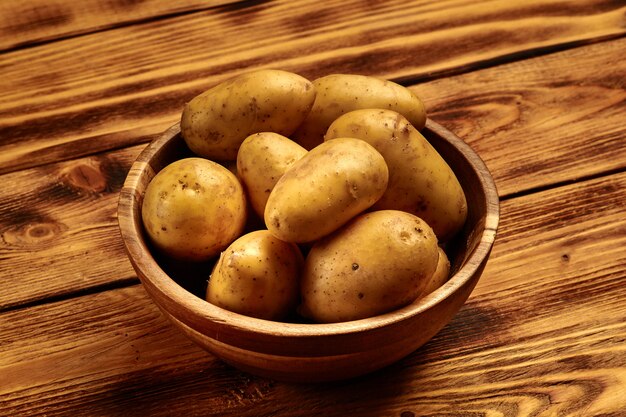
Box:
[422,247,451,296]
[264,138,389,243]
[300,210,439,323]
[181,69,316,160]
[141,158,246,262]
[237,132,307,219]
[292,73,427,150]
[206,230,303,320]
[326,109,467,241]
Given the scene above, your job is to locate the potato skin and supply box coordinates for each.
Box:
[264,138,389,243]
[237,132,307,219]
[326,109,467,241]
[141,158,246,262]
[300,210,439,323]
[291,74,427,150]
[206,230,303,321]
[181,69,316,160]
[422,246,451,296]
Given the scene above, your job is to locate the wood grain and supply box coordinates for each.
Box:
[0,0,240,51]
[417,36,626,197]
[114,119,498,382]
[0,145,143,310]
[1,0,624,174]
[1,170,624,415]
[2,37,624,312]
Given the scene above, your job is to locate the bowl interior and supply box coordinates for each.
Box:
[118,119,499,357]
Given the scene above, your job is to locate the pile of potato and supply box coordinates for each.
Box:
[141,70,467,323]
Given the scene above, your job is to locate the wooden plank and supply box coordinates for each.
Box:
[2,37,625,311]
[0,144,144,310]
[1,170,625,416]
[1,0,625,174]
[0,0,241,51]
[417,36,626,196]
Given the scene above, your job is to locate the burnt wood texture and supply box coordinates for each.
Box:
[0,0,625,414]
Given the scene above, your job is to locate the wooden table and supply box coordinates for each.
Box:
[1,1,625,415]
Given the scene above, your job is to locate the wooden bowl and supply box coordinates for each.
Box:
[118,119,499,382]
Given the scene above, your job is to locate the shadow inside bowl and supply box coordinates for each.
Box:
[117,119,499,382]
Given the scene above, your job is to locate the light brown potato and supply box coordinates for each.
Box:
[206,230,303,321]
[325,109,467,241]
[181,69,316,160]
[264,138,389,243]
[422,247,451,296]
[237,132,307,219]
[141,158,247,262]
[291,74,427,150]
[299,210,439,323]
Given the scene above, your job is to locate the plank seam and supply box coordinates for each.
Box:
[0,0,270,55]
[500,165,626,202]
[392,32,626,87]
[2,34,625,177]
[0,277,139,315]
[3,166,625,314]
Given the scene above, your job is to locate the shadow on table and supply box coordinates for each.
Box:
[82,301,505,417]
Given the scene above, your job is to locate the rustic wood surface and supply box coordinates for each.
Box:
[2,171,624,415]
[0,0,625,415]
[1,0,625,175]
[0,0,240,51]
[2,36,624,312]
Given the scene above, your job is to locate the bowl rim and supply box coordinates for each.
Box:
[118,119,499,340]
